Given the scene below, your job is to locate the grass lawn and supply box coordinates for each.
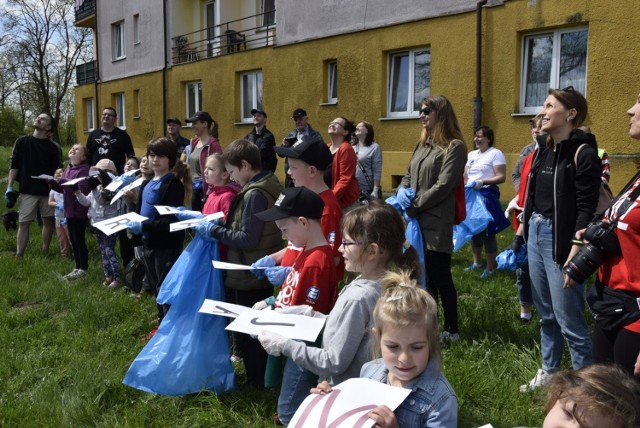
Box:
[0,146,558,427]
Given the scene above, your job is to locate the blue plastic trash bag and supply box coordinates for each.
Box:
[479,186,511,236]
[386,194,427,289]
[452,187,492,252]
[123,234,235,395]
[496,244,528,272]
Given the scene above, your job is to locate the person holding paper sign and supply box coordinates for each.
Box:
[48,144,91,280]
[312,271,458,427]
[198,139,283,388]
[257,203,420,426]
[127,138,185,327]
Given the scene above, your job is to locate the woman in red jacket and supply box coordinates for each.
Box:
[325,117,359,210]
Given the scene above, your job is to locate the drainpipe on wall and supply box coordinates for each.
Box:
[93,5,100,130]
[474,0,488,131]
[162,0,168,129]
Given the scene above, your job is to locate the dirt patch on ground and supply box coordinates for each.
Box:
[12,301,43,311]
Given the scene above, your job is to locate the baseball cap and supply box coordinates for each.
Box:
[92,159,117,174]
[166,117,182,126]
[255,187,325,222]
[251,108,267,118]
[291,108,307,119]
[185,111,213,124]
[274,135,331,170]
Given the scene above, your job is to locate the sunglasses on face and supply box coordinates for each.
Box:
[419,107,431,116]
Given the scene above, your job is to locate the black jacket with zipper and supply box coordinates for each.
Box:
[523,130,601,264]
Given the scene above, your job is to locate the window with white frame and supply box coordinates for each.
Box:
[240,70,263,122]
[85,98,95,131]
[387,48,430,117]
[112,21,126,60]
[327,61,338,104]
[186,81,202,122]
[520,27,588,113]
[261,0,276,26]
[115,93,126,128]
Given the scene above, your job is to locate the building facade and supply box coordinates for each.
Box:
[74,0,640,198]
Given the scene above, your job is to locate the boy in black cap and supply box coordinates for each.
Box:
[254,186,338,426]
[252,134,344,286]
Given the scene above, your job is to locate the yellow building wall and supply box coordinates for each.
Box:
[76,0,640,199]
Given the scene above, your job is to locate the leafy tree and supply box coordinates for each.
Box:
[0,107,26,147]
[2,0,91,141]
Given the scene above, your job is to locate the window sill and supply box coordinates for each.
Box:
[256,25,275,33]
[379,116,419,121]
[320,101,338,106]
[112,57,126,63]
[133,116,140,120]
[133,42,141,46]
[234,121,253,125]
[511,112,539,117]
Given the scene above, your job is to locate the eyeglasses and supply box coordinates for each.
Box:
[419,107,431,116]
[341,239,361,250]
[329,122,345,128]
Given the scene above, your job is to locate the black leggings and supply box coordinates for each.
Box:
[423,249,459,334]
[592,322,640,376]
[67,217,88,270]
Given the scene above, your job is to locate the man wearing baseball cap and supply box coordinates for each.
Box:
[166,117,190,156]
[254,186,338,425]
[244,108,277,173]
[280,108,323,188]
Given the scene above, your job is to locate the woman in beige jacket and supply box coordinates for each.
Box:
[397,95,467,342]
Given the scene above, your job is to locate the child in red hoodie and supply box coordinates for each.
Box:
[202,153,241,220]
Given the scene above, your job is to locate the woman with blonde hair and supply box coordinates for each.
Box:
[395,95,467,342]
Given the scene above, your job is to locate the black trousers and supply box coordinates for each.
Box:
[67,217,88,270]
[142,246,182,322]
[225,286,273,388]
[424,249,459,334]
[592,321,640,376]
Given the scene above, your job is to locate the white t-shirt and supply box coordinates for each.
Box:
[466,146,506,182]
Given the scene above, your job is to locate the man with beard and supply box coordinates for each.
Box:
[86,107,135,174]
[5,113,62,256]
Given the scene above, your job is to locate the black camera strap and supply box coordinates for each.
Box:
[608,170,640,222]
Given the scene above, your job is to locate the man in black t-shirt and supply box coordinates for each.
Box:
[86,107,135,174]
[6,113,62,256]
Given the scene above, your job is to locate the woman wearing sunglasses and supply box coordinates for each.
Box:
[395,95,467,342]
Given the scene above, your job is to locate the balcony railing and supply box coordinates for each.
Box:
[171,11,276,65]
[76,60,97,85]
[74,0,96,26]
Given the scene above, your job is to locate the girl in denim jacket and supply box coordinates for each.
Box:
[360,271,458,427]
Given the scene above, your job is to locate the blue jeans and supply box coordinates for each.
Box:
[278,357,316,426]
[527,212,592,370]
[516,262,533,307]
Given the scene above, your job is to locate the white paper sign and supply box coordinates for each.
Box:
[92,212,148,236]
[110,177,144,204]
[104,169,139,191]
[61,176,88,186]
[155,205,192,215]
[198,299,250,318]
[30,174,54,180]
[169,213,224,232]
[225,309,325,341]
[289,378,411,428]
[212,260,267,271]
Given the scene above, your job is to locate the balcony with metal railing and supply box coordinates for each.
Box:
[74,0,96,28]
[171,11,276,65]
[76,60,97,85]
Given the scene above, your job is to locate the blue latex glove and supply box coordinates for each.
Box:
[396,186,414,209]
[127,221,143,235]
[5,185,13,206]
[119,173,137,186]
[175,206,205,221]
[251,256,276,279]
[265,266,292,286]
[55,202,64,210]
[465,180,483,190]
[195,220,217,241]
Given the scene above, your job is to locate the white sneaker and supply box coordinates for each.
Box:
[63,269,79,279]
[440,331,460,343]
[66,269,87,280]
[519,368,552,392]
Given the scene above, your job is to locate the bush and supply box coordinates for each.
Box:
[0,108,25,147]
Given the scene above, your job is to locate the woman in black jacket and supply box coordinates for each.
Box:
[520,87,601,392]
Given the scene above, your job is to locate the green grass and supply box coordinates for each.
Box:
[0,145,553,427]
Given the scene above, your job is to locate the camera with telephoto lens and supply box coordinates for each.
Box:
[562,220,622,284]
